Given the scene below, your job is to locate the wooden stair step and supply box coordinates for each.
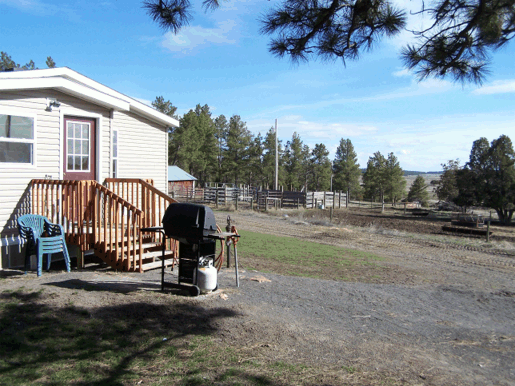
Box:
[137,250,175,260]
[103,242,163,255]
[138,259,176,271]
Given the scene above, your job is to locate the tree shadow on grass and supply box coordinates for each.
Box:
[0,290,281,386]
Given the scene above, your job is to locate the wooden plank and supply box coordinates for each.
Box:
[139,257,175,271]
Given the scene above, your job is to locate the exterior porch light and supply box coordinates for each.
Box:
[45,98,61,111]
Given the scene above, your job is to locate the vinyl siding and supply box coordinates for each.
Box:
[112,110,168,192]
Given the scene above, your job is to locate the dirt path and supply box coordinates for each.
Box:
[207,210,515,385]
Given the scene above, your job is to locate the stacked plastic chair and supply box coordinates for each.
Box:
[17,214,71,276]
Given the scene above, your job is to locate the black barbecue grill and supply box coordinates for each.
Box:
[164,203,217,292]
[142,203,241,296]
[162,203,218,243]
[141,203,218,296]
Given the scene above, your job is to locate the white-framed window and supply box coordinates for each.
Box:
[112,129,118,177]
[66,121,91,172]
[0,112,36,165]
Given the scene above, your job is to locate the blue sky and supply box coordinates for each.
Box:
[2,0,514,172]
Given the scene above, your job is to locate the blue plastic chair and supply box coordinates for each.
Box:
[17,214,71,276]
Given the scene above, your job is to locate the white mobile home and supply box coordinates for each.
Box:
[0,67,179,271]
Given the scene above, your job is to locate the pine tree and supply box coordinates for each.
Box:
[332,138,361,198]
[432,159,461,202]
[283,132,305,191]
[362,151,405,204]
[152,96,178,119]
[222,115,252,185]
[309,144,332,191]
[173,110,198,171]
[383,152,406,204]
[407,175,430,206]
[1,52,55,71]
[46,56,56,68]
[245,133,264,187]
[362,152,386,202]
[214,114,228,182]
[190,104,217,185]
[458,135,515,224]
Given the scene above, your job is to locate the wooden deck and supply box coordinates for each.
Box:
[31,178,178,272]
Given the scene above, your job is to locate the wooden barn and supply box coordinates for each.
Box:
[168,166,197,196]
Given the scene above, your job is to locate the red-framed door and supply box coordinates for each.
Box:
[63,117,96,181]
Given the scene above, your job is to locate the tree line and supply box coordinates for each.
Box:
[153,97,413,202]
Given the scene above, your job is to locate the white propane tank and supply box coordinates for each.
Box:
[197,259,217,294]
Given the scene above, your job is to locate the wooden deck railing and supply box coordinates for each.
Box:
[104,178,178,248]
[31,179,145,272]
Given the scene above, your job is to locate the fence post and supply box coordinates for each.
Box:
[346,190,349,208]
[312,192,315,209]
[330,207,333,222]
[323,191,326,208]
[486,220,490,242]
[333,191,336,209]
[215,189,219,208]
[235,190,238,210]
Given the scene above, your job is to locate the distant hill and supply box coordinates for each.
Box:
[360,169,442,175]
[403,171,442,176]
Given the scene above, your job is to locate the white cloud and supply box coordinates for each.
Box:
[247,116,379,145]
[472,80,515,95]
[257,77,454,116]
[161,20,238,54]
[392,68,411,78]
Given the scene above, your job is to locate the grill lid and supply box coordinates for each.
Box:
[162,203,217,243]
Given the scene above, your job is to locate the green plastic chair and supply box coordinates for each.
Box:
[17,214,71,276]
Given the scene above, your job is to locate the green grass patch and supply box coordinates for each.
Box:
[233,230,385,282]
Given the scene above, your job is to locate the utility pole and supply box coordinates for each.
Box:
[274,119,278,191]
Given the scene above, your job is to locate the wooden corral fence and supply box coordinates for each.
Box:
[169,185,350,211]
[306,191,347,209]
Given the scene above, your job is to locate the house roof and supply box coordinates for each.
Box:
[0,67,179,128]
[168,166,197,181]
